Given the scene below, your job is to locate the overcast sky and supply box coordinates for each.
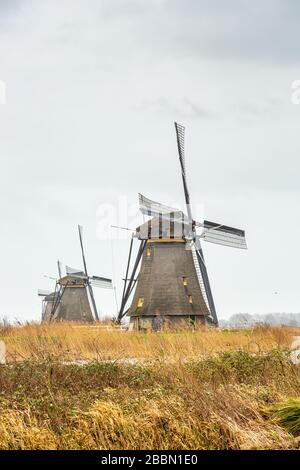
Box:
[0,0,300,322]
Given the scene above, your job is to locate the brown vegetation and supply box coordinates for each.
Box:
[0,323,299,450]
[1,321,297,362]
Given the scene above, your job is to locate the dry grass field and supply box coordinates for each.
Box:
[0,322,300,450]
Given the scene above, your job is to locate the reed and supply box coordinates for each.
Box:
[0,323,299,449]
[0,322,296,363]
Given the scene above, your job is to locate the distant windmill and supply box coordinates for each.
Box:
[117,122,247,330]
[40,226,113,322]
[38,261,62,321]
[38,289,56,322]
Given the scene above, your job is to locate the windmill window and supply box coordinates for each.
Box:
[188,295,193,304]
[182,277,188,286]
[137,297,144,308]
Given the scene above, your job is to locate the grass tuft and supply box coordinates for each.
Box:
[268,399,300,436]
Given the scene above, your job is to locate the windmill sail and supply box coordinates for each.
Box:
[174,122,218,324]
[65,265,86,277]
[202,220,247,249]
[78,225,99,321]
[38,289,52,297]
[139,193,180,217]
[190,247,210,311]
[138,193,191,240]
[57,260,63,279]
[174,122,186,173]
[175,122,193,224]
[90,276,113,289]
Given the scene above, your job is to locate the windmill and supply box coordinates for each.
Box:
[42,226,113,322]
[38,261,62,322]
[117,122,247,330]
[38,289,56,322]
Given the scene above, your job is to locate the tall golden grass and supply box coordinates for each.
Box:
[0,321,297,362]
[0,322,299,450]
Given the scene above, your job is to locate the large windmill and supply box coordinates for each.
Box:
[40,226,113,322]
[117,123,247,330]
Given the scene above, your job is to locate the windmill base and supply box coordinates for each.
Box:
[128,315,212,332]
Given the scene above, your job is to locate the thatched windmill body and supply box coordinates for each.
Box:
[117,123,247,331]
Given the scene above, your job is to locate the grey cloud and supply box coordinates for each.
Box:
[137,97,213,120]
[0,0,23,10]
[0,0,26,17]
[0,0,299,321]
[98,0,300,63]
[100,0,148,19]
[232,98,281,118]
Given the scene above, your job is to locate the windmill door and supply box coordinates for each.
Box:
[134,317,140,331]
